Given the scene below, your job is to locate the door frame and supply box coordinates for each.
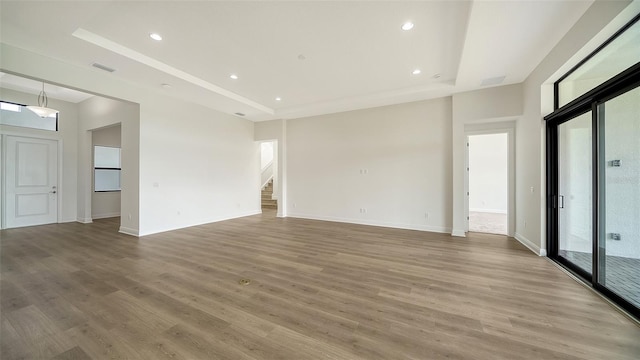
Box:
[463,122,516,237]
[546,69,640,320]
[1,132,64,229]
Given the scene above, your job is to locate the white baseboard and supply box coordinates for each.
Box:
[451,229,466,237]
[92,212,120,219]
[514,232,546,256]
[138,209,262,236]
[469,208,507,214]
[119,226,139,237]
[77,218,93,224]
[287,212,452,234]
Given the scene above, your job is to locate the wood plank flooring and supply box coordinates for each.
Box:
[1,212,639,359]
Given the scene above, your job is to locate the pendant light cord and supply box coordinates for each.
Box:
[37,82,49,108]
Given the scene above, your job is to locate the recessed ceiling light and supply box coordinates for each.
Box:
[275,97,282,101]
[412,69,421,75]
[401,22,414,31]
[234,112,245,117]
[149,33,163,41]
[230,74,238,80]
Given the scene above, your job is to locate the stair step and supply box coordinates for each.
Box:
[261,179,276,208]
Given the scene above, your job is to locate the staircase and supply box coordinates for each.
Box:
[261,179,277,209]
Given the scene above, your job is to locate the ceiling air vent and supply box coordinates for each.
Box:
[92,63,116,73]
[480,76,505,87]
[234,112,246,117]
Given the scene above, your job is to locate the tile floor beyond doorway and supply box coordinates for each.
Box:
[469,211,507,235]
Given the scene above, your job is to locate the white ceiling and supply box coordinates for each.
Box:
[0,72,94,103]
[0,1,593,121]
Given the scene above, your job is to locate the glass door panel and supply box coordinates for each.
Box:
[558,112,593,275]
[598,86,640,308]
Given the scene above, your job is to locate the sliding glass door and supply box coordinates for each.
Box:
[557,112,593,276]
[597,86,640,309]
[547,13,639,319]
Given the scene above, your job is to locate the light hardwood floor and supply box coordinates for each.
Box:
[1,212,639,359]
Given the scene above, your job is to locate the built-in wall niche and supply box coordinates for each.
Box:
[94,145,121,192]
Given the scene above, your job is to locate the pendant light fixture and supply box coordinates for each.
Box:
[27,82,59,118]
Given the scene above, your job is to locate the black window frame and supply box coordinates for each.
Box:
[545,14,640,320]
[93,145,122,193]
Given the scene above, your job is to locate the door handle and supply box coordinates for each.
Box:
[50,190,57,194]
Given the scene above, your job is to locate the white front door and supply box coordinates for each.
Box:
[4,136,58,228]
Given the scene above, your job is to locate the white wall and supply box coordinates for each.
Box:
[452,84,523,237]
[602,87,640,259]
[469,133,507,213]
[519,0,633,255]
[260,141,276,189]
[255,119,286,215]
[138,100,260,236]
[286,97,453,233]
[91,124,121,219]
[0,87,79,224]
[2,44,261,236]
[261,141,274,169]
[77,96,139,236]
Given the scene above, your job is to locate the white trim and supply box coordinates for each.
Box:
[138,209,262,237]
[514,232,546,256]
[451,229,466,237]
[464,122,516,238]
[1,134,61,229]
[119,226,139,237]
[1,135,4,229]
[77,218,93,224]
[92,212,120,219]
[287,212,452,234]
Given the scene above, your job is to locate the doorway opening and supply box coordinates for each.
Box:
[259,140,278,215]
[90,124,122,230]
[467,133,508,235]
